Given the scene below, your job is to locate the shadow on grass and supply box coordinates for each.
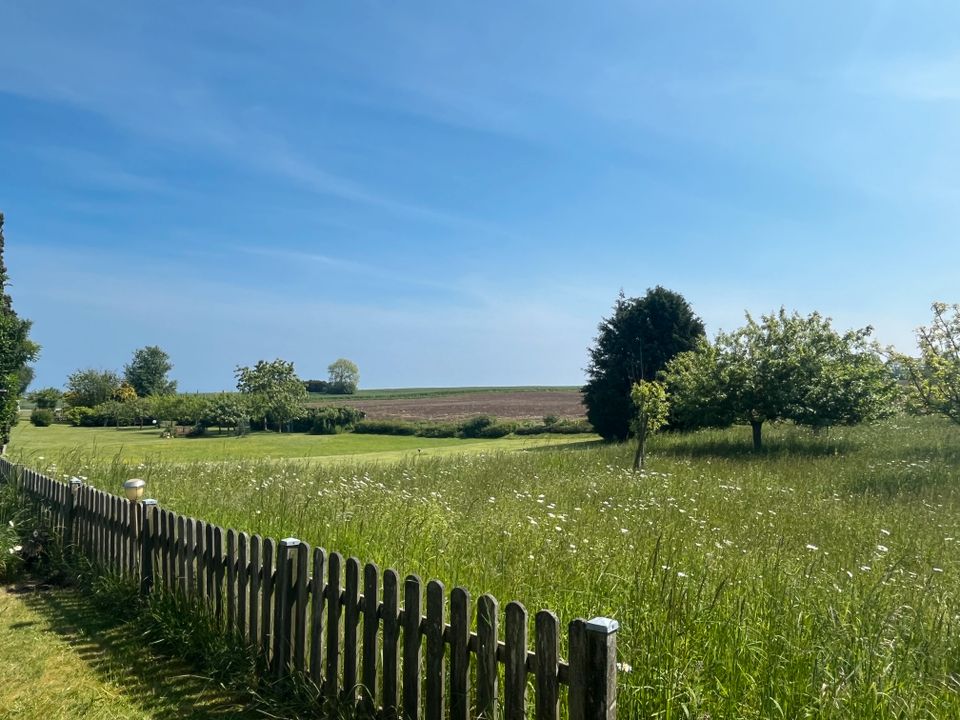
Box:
[524,438,606,453]
[17,587,262,719]
[651,436,862,460]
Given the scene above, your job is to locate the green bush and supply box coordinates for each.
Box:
[458,415,496,438]
[476,422,517,438]
[353,419,419,436]
[514,419,594,435]
[0,483,25,582]
[416,423,459,438]
[28,387,62,409]
[29,408,54,427]
[547,419,593,434]
[514,423,547,435]
[311,406,365,434]
[64,405,96,426]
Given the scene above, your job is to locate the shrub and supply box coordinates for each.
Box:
[547,419,594,434]
[64,405,96,427]
[28,387,62,409]
[458,415,496,438]
[287,406,365,434]
[416,423,459,438]
[309,406,365,434]
[0,483,25,582]
[29,408,54,427]
[353,419,418,436]
[543,414,560,427]
[476,422,516,438]
[514,423,547,436]
[304,379,330,394]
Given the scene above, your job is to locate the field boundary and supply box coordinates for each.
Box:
[0,457,619,720]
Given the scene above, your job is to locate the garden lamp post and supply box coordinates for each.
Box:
[123,478,146,502]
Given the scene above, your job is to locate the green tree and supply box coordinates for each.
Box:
[124,345,176,396]
[327,358,360,394]
[27,387,62,410]
[659,340,735,431]
[896,302,960,424]
[203,393,250,433]
[236,359,307,431]
[630,380,670,469]
[664,309,897,450]
[0,213,40,451]
[583,287,705,440]
[17,366,34,395]
[64,368,122,408]
[113,382,138,403]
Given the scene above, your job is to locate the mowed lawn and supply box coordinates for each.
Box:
[8,422,595,465]
[0,587,257,719]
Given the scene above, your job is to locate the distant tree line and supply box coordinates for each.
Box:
[31,344,365,436]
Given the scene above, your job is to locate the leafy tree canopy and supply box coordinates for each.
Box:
[896,302,960,424]
[664,308,897,450]
[327,358,360,394]
[18,366,34,395]
[124,345,176,396]
[64,368,122,408]
[630,380,670,469]
[0,212,39,448]
[27,387,62,410]
[583,287,705,440]
[236,359,307,431]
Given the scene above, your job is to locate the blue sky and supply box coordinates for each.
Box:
[2,1,958,391]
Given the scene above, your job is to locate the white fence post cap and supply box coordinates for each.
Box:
[280,537,301,547]
[586,617,620,634]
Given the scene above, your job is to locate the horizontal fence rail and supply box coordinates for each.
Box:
[0,457,619,719]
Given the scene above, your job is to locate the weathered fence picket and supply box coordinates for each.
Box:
[0,457,620,720]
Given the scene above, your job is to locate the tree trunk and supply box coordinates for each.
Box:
[632,420,648,470]
[751,420,763,451]
[632,438,647,470]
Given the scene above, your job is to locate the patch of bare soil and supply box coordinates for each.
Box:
[326,390,586,422]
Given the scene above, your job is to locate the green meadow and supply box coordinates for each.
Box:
[9,422,592,464]
[9,416,960,718]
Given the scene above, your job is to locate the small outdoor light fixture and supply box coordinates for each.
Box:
[123,478,146,501]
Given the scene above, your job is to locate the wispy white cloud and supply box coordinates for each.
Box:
[30,146,174,195]
[236,246,377,274]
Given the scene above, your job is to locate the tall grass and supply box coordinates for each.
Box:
[24,416,960,718]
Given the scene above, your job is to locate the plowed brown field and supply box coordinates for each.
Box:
[318,390,585,421]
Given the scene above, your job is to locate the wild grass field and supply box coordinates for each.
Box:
[10,416,960,718]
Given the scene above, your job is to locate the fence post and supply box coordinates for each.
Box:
[139,499,158,597]
[584,617,619,720]
[64,477,83,558]
[273,537,299,677]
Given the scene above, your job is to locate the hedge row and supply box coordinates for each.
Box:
[352,415,592,439]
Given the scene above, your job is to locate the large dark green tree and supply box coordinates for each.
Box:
[124,345,177,396]
[583,287,705,440]
[0,213,40,451]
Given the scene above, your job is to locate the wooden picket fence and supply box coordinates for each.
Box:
[0,458,619,719]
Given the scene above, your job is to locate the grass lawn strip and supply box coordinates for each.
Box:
[9,423,594,465]
[0,586,255,719]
